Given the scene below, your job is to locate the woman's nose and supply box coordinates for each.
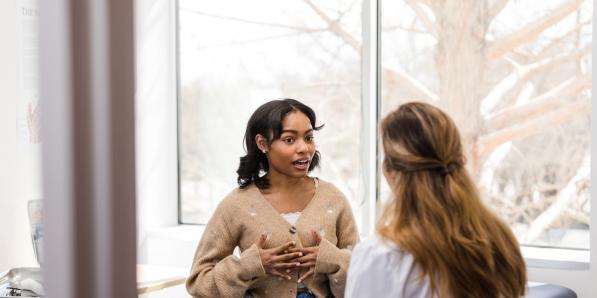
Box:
[296,140,308,153]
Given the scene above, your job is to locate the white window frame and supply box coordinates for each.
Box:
[138,0,597,295]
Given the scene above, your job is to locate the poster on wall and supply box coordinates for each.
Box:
[16,0,40,146]
[15,0,43,207]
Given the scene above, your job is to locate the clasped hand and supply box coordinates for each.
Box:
[256,230,322,282]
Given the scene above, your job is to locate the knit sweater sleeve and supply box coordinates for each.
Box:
[314,195,359,298]
[186,199,266,298]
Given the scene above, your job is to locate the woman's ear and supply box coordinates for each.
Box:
[383,167,398,187]
[255,134,269,154]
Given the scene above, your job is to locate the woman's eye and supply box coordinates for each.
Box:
[284,138,294,144]
[306,135,314,142]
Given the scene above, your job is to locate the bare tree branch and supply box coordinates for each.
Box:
[405,0,438,39]
[525,155,590,242]
[414,0,436,12]
[488,0,510,22]
[303,0,362,51]
[486,74,591,131]
[565,207,590,224]
[535,19,592,61]
[383,25,428,34]
[335,0,359,22]
[476,96,591,158]
[481,43,591,113]
[181,8,326,32]
[194,31,328,50]
[383,68,440,103]
[486,18,586,65]
[303,0,439,102]
[486,0,583,60]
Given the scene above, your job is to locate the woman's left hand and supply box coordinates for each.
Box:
[288,229,321,282]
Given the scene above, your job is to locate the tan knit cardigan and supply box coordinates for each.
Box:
[186,179,359,298]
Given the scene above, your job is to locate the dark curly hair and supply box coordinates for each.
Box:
[237,99,323,189]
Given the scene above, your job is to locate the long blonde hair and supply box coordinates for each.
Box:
[378,102,526,298]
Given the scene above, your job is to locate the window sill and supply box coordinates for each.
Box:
[141,225,590,270]
[145,224,205,242]
[139,224,205,268]
[521,246,589,270]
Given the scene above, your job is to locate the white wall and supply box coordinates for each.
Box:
[0,0,39,271]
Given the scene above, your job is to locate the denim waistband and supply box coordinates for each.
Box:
[296,291,316,298]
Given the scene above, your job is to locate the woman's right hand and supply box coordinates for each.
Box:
[256,233,303,280]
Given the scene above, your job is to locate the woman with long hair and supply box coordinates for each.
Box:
[345,102,526,298]
[186,99,358,298]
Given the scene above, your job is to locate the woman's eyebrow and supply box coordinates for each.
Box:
[281,129,314,134]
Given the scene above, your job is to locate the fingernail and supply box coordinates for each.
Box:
[296,262,300,266]
[299,253,303,256]
[286,269,291,273]
[287,276,291,280]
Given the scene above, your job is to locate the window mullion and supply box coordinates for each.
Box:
[360,0,380,238]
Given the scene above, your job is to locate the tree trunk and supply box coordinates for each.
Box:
[432,0,489,174]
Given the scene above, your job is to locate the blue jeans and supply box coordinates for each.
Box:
[243,291,320,298]
[296,292,317,298]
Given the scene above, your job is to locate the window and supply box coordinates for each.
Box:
[179,0,592,250]
[178,0,364,225]
[381,0,592,249]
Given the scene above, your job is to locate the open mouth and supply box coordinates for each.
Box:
[292,159,310,170]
